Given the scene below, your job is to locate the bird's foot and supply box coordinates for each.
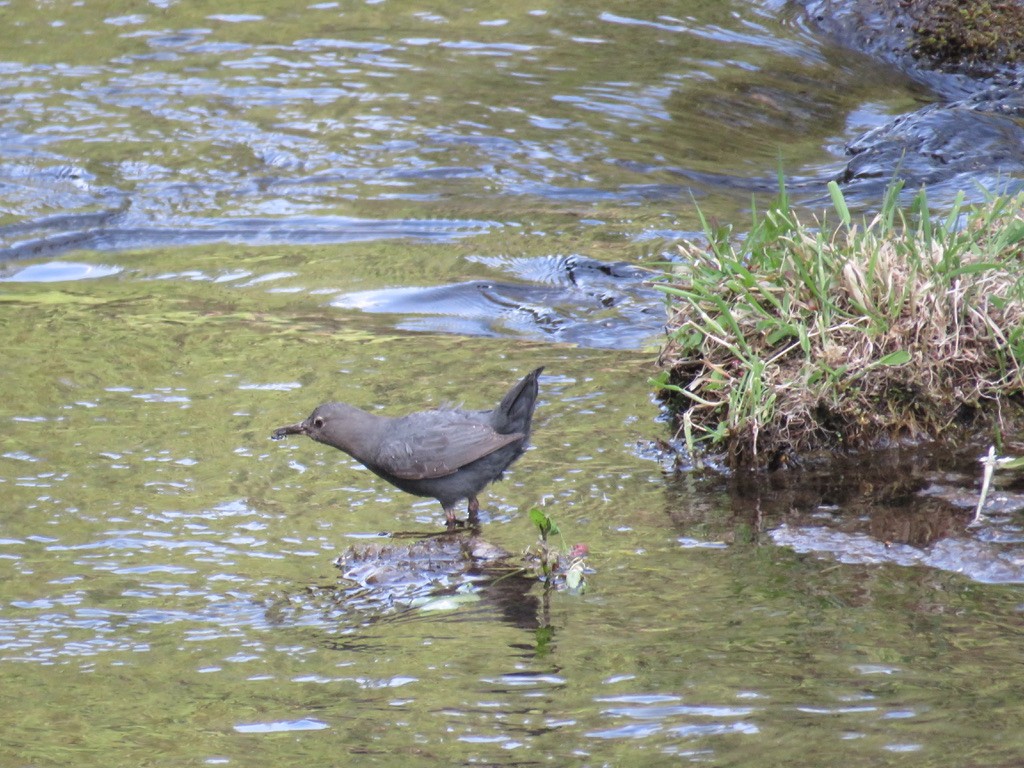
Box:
[444,508,462,532]
[443,504,481,532]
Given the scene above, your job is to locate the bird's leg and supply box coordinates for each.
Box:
[444,506,459,531]
[467,496,480,524]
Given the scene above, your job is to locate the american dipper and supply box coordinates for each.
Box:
[272,367,543,526]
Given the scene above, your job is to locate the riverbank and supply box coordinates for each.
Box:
[653,181,1024,468]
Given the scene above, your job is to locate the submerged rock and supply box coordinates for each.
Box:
[839,94,1024,190]
[797,0,1024,193]
[335,534,513,589]
[264,533,550,629]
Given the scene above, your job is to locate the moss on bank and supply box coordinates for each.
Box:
[653,181,1024,468]
[907,0,1024,69]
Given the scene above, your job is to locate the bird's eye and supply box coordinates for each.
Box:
[313,416,325,429]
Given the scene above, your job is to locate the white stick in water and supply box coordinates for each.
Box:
[971,445,997,526]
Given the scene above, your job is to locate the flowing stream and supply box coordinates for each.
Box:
[2,1,1023,765]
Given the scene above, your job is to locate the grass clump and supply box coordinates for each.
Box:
[653,179,1024,468]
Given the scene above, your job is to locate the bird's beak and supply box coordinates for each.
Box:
[271,421,307,440]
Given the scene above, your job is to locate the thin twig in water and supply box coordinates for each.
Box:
[971,446,997,526]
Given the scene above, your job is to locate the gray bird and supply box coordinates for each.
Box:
[272,367,543,527]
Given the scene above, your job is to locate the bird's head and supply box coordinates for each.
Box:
[271,402,372,448]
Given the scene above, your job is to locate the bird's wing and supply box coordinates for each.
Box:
[372,412,523,480]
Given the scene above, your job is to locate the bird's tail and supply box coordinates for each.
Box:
[492,366,544,435]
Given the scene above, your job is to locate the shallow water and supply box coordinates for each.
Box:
[3,1,1024,766]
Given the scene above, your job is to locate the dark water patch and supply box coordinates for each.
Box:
[0,216,501,262]
[0,204,127,240]
[662,443,1024,585]
[332,255,663,349]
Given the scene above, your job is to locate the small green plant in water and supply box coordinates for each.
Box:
[528,507,560,582]
[530,506,560,539]
[525,507,588,592]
